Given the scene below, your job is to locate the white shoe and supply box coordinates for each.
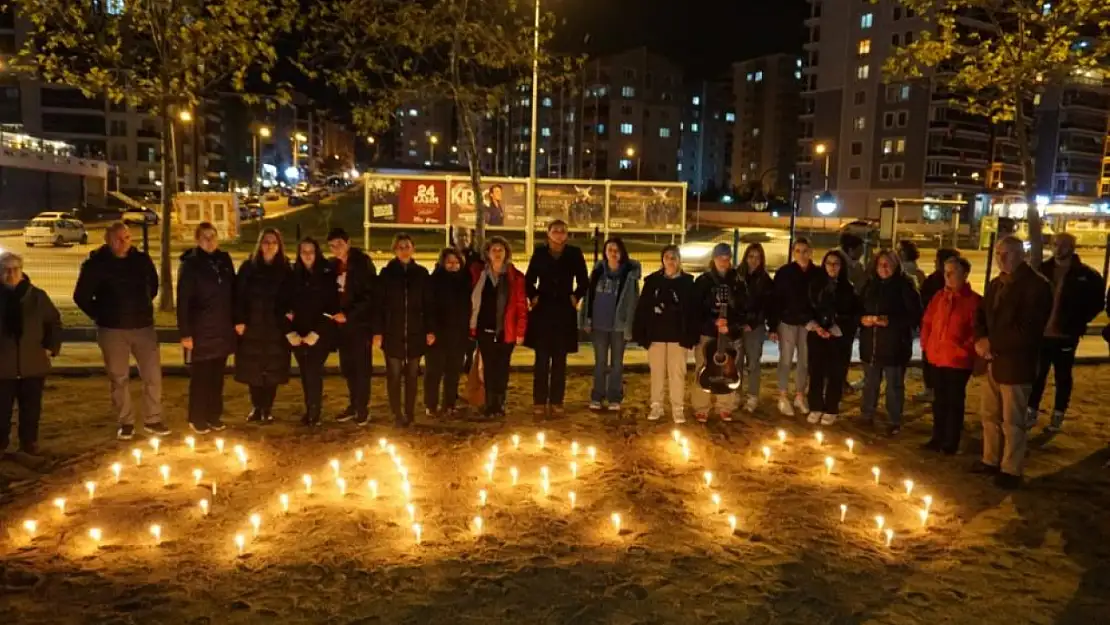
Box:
[793,395,809,414]
[806,411,823,425]
[648,403,664,421]
[743,395,758,413]
[820,413,838,425]
[778,397,794,417]
[589,401,603,411]
[607,402,621,412]
[672,407,686,424]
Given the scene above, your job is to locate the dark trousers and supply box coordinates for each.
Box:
[424,342,466,411]
[338,331,372,417]
[0,377,45,451]
[294,344,329,409]
[478,334,514,411]
[188,358,226,427]
[533,346,568,406]
[921,352,934,391]
[862,364,906,425]
[249,384,278,412]
[386,357,421,420]
[931,366,972,453]
[1029,337,1078,414]
[806,334,851,415]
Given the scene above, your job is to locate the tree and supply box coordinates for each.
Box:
[299,0,576,244]
[885,0,1110,265]
[16,0,292,310]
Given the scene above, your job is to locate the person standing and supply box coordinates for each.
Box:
[736,243,773,413]
[454,227,482,375]
[234,228,292,423]
[176,222,236,434]
[73,222,167,440]
[1028,233,1104,433]
[374,234,433,427]
[769,237,819,416]
[425,248,472,417]
[915,248,961,403]
[524,220,588,419]
[632,245,698,423]
[327,228,376,425]
[920,256,980,455]
[973,236,1053,489]
[805,251,860,426]
[469,236,527,418]
[582,237,641,413]
[838,233,867,292]
[691,243,742,423]
[859,250,922,436]
[898,240,927,290]
[485,184,506,227]
[0,252,61,457]
[286,237,339,427]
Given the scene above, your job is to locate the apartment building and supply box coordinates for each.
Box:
[680,76,734,195]
[731,54,802,202]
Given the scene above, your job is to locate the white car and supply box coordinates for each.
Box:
[679,229,791,273]
[23,213,88,247]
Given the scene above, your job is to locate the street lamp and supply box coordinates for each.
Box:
[625,146,641,180]
[252,126,272,195]
[178,110,193,123]
[814,142,831,190]
[815,190,839,215]
[429,135,439,164]
[292,132,308,173]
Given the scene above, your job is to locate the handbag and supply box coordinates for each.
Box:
[466,348,486,407]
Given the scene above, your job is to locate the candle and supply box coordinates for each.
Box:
[379,438,388,451]
[681,447,691,462]
[234,533,245,555]
[354,448,364,463]
[236,448,248,470]
[149,524,162,545]
[53,497,66,515]
[303,474,313,494]
[491,444,499,458]
[839,504,847,522]
[904,479,915,496]
[406,503,416,522]
[587,446,597,462]
[401,480,412,499]
[537,432,546,450]
[570,461,578,479]
[671,430,681,443]
[193,468,203,485]
[871,466,881,484]
[824,456,835,476]
[412,523,422,545]
[199,499,209,516]
[368,480,378,499]
[22,520,36,536]
[185,436,195,452]
[215,438,225,454]
[280,493,290,513]
[88,527,102,546]
[478,489,487,507]
[484,462,495,480]
[919,508,929,527]
[568,491,577,509]
[611,512,622,534]
[473,515,484,535]
[762,446,772,463]
[846,438,855,454]
[541,478,550,496]
[85,481,96,500]
[540,466,549,481]
[711,492,721,513]
[249,513,261,536]
[337,478,347,497]
[923,495,933,513]
[875,515,885,532]
[387,444,397,458]
[814,431,824,446]
[132,448,142,465]
[149,437,160,454]
[510,467,519,486]
[111,462,122,482]
[329,459,340,479]
[160,465,170,485]
[399,467,408,481]
[571,441,580,457]
[511,434,520,449]
[776,429,787,444]
[728,515,738,533]
[703,471,713,488]
[884,528,894,547]
[212,481,218,497]
[393,456,404,470]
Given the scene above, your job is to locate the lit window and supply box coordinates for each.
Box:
[858,39,871,55]
[692,96,701,106]
[520,98,530,106]
[619,159,632,170]
[597,123,606,134]
[677,163,683,172]
[621,86,635,98]
[541,127,551,137]
[883,139,893,155]
[795,71,802,80]
[408,149,417,157]
[860,13,873,28]
[725,112,735,122]
[1042,2,1051,16]
[106,0,124,15]
[691,123,699,133]
[620,123,633,135]
[659,127,671,138]
[857,65,870,79]
[796,58,803,67]
[854,116,866,130]
[752,128,761,137]
[755,71,763,82]
[900,85,910,100]
[408,108,419,116]
[542,97,552,107]
[896,138,906,154]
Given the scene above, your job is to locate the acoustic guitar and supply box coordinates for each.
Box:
[697,283,742,394]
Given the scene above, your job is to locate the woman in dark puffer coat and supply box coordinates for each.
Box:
[234,228,292,423]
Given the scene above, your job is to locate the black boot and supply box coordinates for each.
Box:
[247,408,264,423]
[308,405,322,427]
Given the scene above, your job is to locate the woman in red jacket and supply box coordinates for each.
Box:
[920,256,982,455]
[469,236,528,418]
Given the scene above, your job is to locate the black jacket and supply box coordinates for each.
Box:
[920,270,945,313]
[287,261,340,341]
[428,266,472,349]
[234,258,292,386]
[769,262,820,329]
[0,276,62,380]
[975,263,1053,384]
[176,247,236,362]
[736,267,773,332]
[523,244,589,353]
[73,245,159,329]
[858,271,922,367]
[1039,255,1103,339]
[809,270,861,337]
[632,270,699,349]
[693,267,742,339]
[331,247,376,336]
[374,258,433,360]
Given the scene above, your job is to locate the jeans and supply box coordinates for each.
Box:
[337,330,372,418]
[294,344,329,410]
[533,346,569,406]
[591,331,626,403]
[931,367,972,453]
[386,357,421,420]
[691,335,739,413]
[648,342,687,411]
[0,377,45,451]
[424,342,466,411]
[861,363,906,425]
[806,333,852,415]
[742,326,765,397]
[1029,337,1078,414]
[981,364,1031,476]
[776,323,808,395]
[188,358,226,427]
[249,384,278,412]
[477,333,514,412]
[96,326,163,425]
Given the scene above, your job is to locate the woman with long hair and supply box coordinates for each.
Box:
[425,247,473,417]
[582,236,641,412]
[735,242,773,412]
[804,250,861,426]
[469,236,527,418]
[286,237,339,426]
[234,228,292,423]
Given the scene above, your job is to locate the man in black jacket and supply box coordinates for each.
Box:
[524,220,589,419]
[973,236,1052,489]
[769,237,819,417]
[327,227,376,425]
[914,248,960,403]
[73,223,167,440]
[1028,233,1103,433]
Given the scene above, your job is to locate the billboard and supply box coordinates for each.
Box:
[449,180,526,228]
[366,177,447,225]
[535,182,605,230]
[607,184,684,231]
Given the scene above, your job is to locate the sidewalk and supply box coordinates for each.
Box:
[48,335,1110,375]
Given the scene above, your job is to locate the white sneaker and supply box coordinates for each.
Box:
[778,397,794,416]
[806,411,823,424]
[672,407,686,424]
[743,395,758,413]
[648,403,664,421]
[607,403,621,412]
[820,413,838,425]
[589,401,603,411]
[793,395,809,414]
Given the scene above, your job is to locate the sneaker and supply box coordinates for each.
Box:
[793,395,809,415]
[550,405,566,419]
[261,411,275,424]
[208,419,227,432]
[1024,408,1039,430]
[820,413,838,426]
[336,408,357,423]
[246,409,264,423]
[533,405,547,419]
[743,395,758,413]
[913,389,934,403]
[588,401,603,411]
[189,422,211,435]
[777,397,795,417]
[648,404,665,421]
[607,403,621,413]
[806,411,823,425]
[970,461,1000,475]
[672,408,686,424]
[719,410,733,423]
[885,424,901,437]
[994,472,1023,490]
[1043,411,1065,434]
[354,414,370,427]
[117,425,135,441]
[695,411,709,423]
[143,422,171,436]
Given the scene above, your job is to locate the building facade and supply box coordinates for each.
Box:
[731,54,802,202]
[680,76,734,195]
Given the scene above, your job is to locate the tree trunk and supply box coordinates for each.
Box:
[1013,94,1042,268]
[158,105,175,311]
[457,105,486,246]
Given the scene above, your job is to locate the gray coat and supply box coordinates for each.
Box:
[0,276,62,379]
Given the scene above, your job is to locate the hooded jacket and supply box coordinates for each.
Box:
[858,267,922,367]
[582,259,642,339]
[73,245,159,329]
[693,266,743,339]
[1039,254,1103,339]
[632,269,699,349]
[769,261,820,329]
[176,247,236,362]
[374,258,434,360]
[736,266,773,332]
[921,283,981,370]
[808,268,861,337]
[0,276,61,379]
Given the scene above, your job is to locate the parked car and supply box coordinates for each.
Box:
[840,219,878,240]
[24,213,88,247]
[678,228,791,274]
[121,207,160,225]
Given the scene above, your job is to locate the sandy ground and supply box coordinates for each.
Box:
[1,368,1108,624]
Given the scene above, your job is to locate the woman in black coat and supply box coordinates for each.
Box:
[177,222,236,433]
[735,243,774,412]
[286,237,339,427]
[234,228,292,423]
[424,248,472,417]
[804,250,861,426]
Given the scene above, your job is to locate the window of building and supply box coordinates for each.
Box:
[597,123,606,134]
[691,123,699,133]
[893,163,904,179]
[621,86,635,98]
[857,64,870,80]
[897,110,909,127]
[860,13,873,28]
[905,31,915,44]
[109,120,127,136]
[880,164,891,180]
[895,138,906,154]
[620,123,633,135]
[854,90,866,105]
[755,71,763,82]
[542,97,552,107]
[566,111,576,122]
[725,112,735,122]
[541,127,551,137]
[408,108,419,116]
[858,39,871,55]
[854,116,867,130]
[746,73,755,82]
[692,96,700,106]
[624,68,636,80]
[884,112,896,128]
[620,104,633,115]
[106,0,124,15]
[109,143,127,161]
[752,127,761,137]
[893,6,902,20]
[619,158,632,170]
[851,141,863,156]
[892,33,901,46]
[882,139,894,154]
[659,127,671,138]
[849,166,862,180]
[677,163,683,172]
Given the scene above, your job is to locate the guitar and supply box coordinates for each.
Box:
[697,283,742,394]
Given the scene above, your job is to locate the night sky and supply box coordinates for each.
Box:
[554,0,808,78]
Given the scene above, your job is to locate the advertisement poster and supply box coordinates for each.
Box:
[534,183,605,230]
[607,184,683,231]
[366,177,447,225]
[450,180,526,228]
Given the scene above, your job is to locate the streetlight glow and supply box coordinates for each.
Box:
[258,126,271,138]
[178,110,193,123]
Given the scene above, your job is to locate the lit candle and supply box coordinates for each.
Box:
[193,468,203,486]
[904,479,915,496]
[368,480,378,499]
[149,524,162,545]
[728,515,737,533]
[234,533,245,555]
[570,461,578,479]
[540,466,549,481]
[541,478,550,496]
[160,464,170,486]
[379,438,388,451]
[611,512,622,534]
[478,489,487,507]
[85,481,96,500]
[354,448,364,463]
[279,493,290,513]
[399,467,408,481]
[711,492,721,513]
[761,446,772,463]
[22,520,36,536]
[777,429,787,444]
[587,446,597,462]
[680,436,689,449]
[53,497,66,515]
[491,444,499,458]
[839,504,847,522]
[846,438,855,454]
[824,456,835,476]
[401,480,412,499]
[337,478,347,497]
[510,467,519,486]
[406,503,416,522]
[185,436,195,452]
[703,471,713,488]
[511,434,520,449]
[568,491,577,509]
[919,508,929,527]
[199,499,210,516]
[387,444,397,457]
[875,515,885,532]
[212,481,218,496]
[236,448,248,469]
[484,462,495,480]
[814,431,824,446]
[111,462,122,482]
[871,466,881,484]
[329,459,340,479]
[249,513,261,536]
[884,528,894,547]
[393,456,404,470]
[671,430,681,443]
[473,515,483,535]
[149,437,160,454]
[215,438,225,454]
[412,523,422,545]
[303,474,313,494]
[923,495,933,513]
[681,447,691,462]
[537,432,546,450]
[571,441,580,456]
[132,448,142,465]
[88,527,102,546]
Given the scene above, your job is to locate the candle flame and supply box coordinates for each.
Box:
[337,478,347,496]
[611,512,622,533]
[815,431,824,445]
[884,528,894,547]
[871,466,881,484]
[846,438,855,453]
[728,515,737,532]
[53,497,66,514]
[875,515,885,531]
[401,480,412,499]
[199,499,209,515]
[904,479,915,496]
[280,493,290,512]
[150,524,162,544]
[671,430,681,443]
[711,492,721,513]
[193,468,203,485]
[839,504,848,522]
[824,456,835,475]
[303,474,313,494]
[412,523,422,544]
[185,436,195,451]
[703,471,713,487]
[368,480,378,498]
[762,446,772,463]
[234,533,245,554]
[485,462,494,480]
[568,491,577,509]
[355,448,364,463]
[215,438,225,454]
[511,434,520,449]
[537,432,546,449]
[330,459,340,477]
[89,527,102,544]
[570,461,578,479]
[249,513,261,536]
[510,467,519,485]
[379,438,388,450]
[777,429,787,444]
[149,437,160,453]
[85,481,96,499]
[23,520,36,535]
[160,465,170,485]
[111,462,122,481]
[132,448,142,465]
[919,508,929,527]
[406,503,416,522]
[587,446,597,462]
[473,515,483,535]
[478,489,487,506]
[923,495,933,512]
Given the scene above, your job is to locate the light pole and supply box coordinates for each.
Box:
[525,0,540,254]
[292,132,307,175]
[429,134,439,164]
[814,142,831,190]
[625,146,640,180]
[176,109,194,191]
[253,126,271,195]
[366,136,378,164]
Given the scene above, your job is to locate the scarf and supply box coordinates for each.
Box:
[1,277,30,340]
[470,263,510,337]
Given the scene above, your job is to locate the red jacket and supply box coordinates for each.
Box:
[921,283,982,370]
[469,262,528,343]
